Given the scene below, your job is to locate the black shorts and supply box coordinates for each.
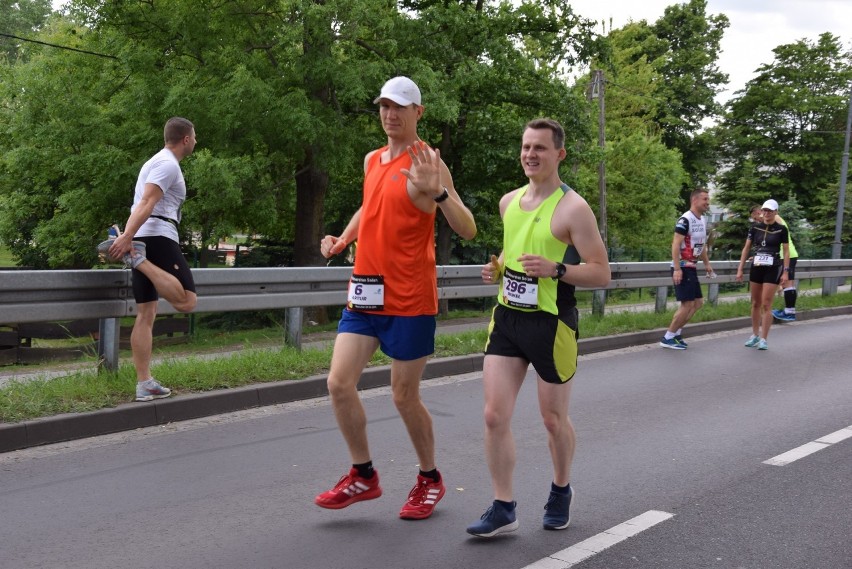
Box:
[672,266,702,301]
[749,263,783,285]
[484,304,579,384]
[132,236,196,304]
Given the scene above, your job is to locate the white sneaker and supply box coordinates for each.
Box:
[136,379,171,402]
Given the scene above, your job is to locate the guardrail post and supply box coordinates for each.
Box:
[97,317,121,373]
[707,282,719,307]
[592,289,606,316]
[655,286,668,313]
[285,307,303,350]
[822,276,838,296]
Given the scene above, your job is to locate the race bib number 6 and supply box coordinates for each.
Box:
[348,274,384,311]
[502,267,539,309]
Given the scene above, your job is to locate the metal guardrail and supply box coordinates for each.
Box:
[2,259,851,372]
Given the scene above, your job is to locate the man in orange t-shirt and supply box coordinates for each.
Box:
[316,76,477,520]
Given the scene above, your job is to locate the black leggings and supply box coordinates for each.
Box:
[131,236,196,303]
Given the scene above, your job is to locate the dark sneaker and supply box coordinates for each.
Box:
[674,335,688,347]
[660,337,686,350]
[135,378,171,401]
[543,486,573,530]
[466,500,519,537]
[315,468,382,509]
[399,473,445,520]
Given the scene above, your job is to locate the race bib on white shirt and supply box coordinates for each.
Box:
[502,267,538,309]
[754,253,774,266]
[348,274,384,311]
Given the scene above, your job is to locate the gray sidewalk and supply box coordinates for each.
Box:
[2,285,847,389]
[2,301,851,454]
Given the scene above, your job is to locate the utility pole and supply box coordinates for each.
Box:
[591,69,608,247]
[833,84,851,260]
[827,83,852,293]
[590,69,607,315]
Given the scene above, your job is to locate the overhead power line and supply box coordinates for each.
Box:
[0,32,118,60]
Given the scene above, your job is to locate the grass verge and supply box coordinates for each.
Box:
[1,291,850,423]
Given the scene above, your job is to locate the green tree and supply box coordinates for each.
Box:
[370,0,602,263]
[573,22,686,260]
[0,0,52,63]
[777,195,816,258]
[0,0,386,268]
[713,160,763,256]
[596,0,728,199]
[0,0,605,274]
[717,32,852,233]
[650,0,728,191]
[809,183,852,256]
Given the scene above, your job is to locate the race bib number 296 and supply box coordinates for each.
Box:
[502,267,538,309]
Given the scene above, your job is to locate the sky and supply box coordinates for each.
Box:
[566,0,852,105]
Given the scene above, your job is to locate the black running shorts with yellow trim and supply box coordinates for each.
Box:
[484,304,579,384]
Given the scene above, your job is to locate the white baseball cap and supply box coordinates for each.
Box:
[761,199,779,211]
[373,76,422,106]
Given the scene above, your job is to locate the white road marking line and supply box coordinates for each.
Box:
[521,510,674,569]
[815,425,852,444]
[763,425,852,466]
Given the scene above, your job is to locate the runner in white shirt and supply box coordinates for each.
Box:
[97,117,198,401]
[659,188,715,350]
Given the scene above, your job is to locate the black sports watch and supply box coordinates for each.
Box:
[552,262,566,280]
[434,186,450,203]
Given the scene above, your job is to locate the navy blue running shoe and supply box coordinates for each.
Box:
[543,486,573,530]
[467,500,519,537]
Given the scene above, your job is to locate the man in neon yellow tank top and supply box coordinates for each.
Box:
[466,118,611,537]
[316,76,477,520]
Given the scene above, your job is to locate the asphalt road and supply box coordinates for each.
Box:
[1,316,850,569]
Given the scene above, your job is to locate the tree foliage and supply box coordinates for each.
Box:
[6,1,844,272]
[715,33,852,251]
[595,0,728,199]
[0,0,605,269]
[0,0,52,63]
[573,22,687,260]
[650,0,728,190]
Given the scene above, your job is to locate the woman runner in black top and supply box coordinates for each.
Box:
[735,199,790,350]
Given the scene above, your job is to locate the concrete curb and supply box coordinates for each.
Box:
[2,306,851,454]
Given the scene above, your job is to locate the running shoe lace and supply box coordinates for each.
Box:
[332,474,351,491]
[406,479,427,502]
[544,493,560,511]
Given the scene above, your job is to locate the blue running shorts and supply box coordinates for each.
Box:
[338,309,436,361]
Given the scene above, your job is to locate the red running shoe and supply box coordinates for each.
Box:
[315,468,382,509]
[399,473,446,519]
